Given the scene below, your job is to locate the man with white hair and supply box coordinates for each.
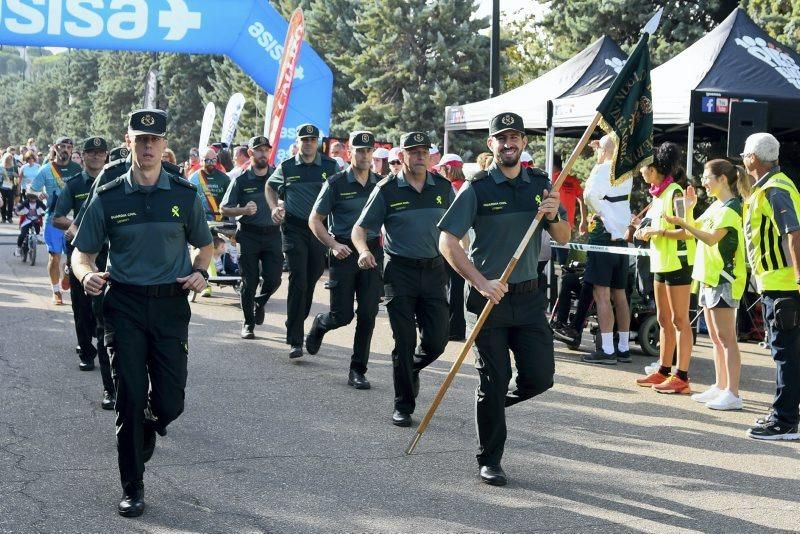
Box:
[581,135,632,365]
[741,132,800,441]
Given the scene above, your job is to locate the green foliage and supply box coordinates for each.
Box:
[501,10,554,91]
[743,0,800,52]
[337,0,490,144]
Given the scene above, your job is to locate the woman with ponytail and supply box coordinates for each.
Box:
[665,159,748,409]
[632,142,696,394]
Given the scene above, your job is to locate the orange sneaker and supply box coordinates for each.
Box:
[653,375,691,394]
[52,292,63,305]
[636,372,668,387]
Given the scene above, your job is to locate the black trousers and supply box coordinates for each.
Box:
[17,222,40,247]
[104,284,189,485]
[384,257,449,414]
[466,286,555,467]
[236,227,283,327]
[318,240,383,373]
[92,251,113,394]
[282,222,326,346]
[447,263,466,339]
[69,268,97,361]
[0,188,12,222]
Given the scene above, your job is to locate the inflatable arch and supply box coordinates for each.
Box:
[0,0,333,158]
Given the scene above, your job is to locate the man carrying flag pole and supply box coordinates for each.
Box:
[410,10,661,486]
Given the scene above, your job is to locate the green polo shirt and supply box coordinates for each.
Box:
[267,152,339,221]
[220,168,276,228]
[53,171,95,219]
[438,164,565,283]
[73,168,212,285]
[312,168,379,240]
[356,171,454,259]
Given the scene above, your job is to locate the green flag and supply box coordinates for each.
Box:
[596,34,653,186]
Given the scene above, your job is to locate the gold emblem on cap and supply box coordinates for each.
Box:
[141,114,155,127]
[93,138,101,147]
[120,148,129,157]
[413,133,424,142]
[501,114,514,126]
[361,133,369,143]
[305,125,314,134]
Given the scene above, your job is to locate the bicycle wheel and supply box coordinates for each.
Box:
[29,238,36,266]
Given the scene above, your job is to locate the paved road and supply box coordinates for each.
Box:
[0,223,798,533]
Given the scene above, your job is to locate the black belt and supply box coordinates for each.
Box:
[239,223,280,235]
[335,236,380,250]
[387,254,444,269]
[284,213,311,229]
[507,279,538,294]
[110,280,188,297]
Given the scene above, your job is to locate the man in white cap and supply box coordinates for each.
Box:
[428,144,441,172]
[388,147,403,176]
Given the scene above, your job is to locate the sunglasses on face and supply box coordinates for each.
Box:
[389,160,401,165]
[204,158,217,164]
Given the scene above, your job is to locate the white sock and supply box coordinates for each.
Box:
[617,332,630,352]
[52,284,61,293]
[601,332,614,354]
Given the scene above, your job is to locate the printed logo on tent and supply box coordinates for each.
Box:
[605,57,626,74]
[735,36,800,90]
[715,98,729,113]
[702,96,717,113]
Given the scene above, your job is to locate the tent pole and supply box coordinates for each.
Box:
[443,130,450,155]
[686,122,695,178]
[546,126,555,176]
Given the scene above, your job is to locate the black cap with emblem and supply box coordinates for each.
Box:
[296,123,320,139]
[82,136,108,152]
[248,135,272,149]
[489,112,525,136]
[128,109,167,137]
[109,146,130,162]
[400,131,431,150]
[349,131,375,149]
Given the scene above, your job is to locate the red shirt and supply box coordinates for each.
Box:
[554,171,582,228]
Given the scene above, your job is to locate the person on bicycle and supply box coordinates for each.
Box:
[15,192,46,255]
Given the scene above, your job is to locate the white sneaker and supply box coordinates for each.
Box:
[691,385,722,403]
[644,361,660,374]
[706,390,743,411]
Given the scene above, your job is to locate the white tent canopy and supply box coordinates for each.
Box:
[444,36,627,132]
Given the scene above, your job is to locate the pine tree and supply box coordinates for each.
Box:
[91,52,153,145]
[338,0,489,143]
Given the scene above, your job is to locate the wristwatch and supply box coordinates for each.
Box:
[545,212,560,223]
[193,268,210,281]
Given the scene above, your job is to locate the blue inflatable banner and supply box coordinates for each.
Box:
[0,0,332,159]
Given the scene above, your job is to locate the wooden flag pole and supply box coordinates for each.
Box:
[405,112,603,455]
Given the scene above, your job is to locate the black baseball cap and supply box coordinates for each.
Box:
[489,112,525,136]
[248,135,272,149]
[400,131,431,150]
[128,109,167,137]
[297,123,320,139]
[109,146,130,162]
[82,137,108,152]
[349,131,375,149]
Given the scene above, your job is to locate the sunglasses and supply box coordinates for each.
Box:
[389,160,401,165]
[204,158,217,164]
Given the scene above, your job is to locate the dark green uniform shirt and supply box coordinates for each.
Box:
[73,168,212,285]
[53,171,96,219]
[312,168,379,240]
[438,164,565,283]
[267,152,339,221]
[357,171,454,259]
[220,169,276,228]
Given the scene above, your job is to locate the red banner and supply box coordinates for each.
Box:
[267,8,305,166]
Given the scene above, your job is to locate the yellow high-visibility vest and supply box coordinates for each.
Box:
[649,182,696,273]
[744,171,800,292]
[691,198,746,299]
